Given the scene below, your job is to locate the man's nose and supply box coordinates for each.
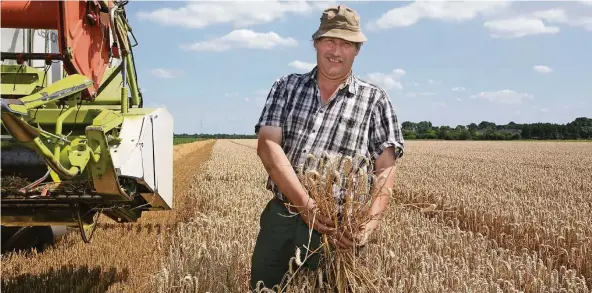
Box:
[329,45,341,56]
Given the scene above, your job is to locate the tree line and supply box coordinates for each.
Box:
[401,117,592,140]
[174,117,592,141]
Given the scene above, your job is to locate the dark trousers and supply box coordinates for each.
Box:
[249,198,324,291]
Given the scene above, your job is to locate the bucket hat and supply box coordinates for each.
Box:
[312,5,367,43]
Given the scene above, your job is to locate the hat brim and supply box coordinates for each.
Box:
[312,28,367,43]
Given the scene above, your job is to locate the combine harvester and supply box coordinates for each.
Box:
[1,0,173,251]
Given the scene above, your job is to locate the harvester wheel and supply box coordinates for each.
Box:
[1,225,60,253]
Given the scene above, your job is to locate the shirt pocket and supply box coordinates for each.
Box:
[333,114,361,156]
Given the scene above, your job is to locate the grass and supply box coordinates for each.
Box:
[173,137,207,145]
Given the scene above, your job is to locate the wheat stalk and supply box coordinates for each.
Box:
[278,152,387,293]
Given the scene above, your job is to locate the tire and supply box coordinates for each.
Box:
[1,225,66,253]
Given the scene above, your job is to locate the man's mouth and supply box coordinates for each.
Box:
[328,57,341,63]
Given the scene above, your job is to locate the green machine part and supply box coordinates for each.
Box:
[0,1,160,248]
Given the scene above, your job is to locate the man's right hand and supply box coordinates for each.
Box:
[296,200,335,235]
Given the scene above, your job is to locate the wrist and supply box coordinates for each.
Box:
[286,193,315,212]
[367,218,379,231]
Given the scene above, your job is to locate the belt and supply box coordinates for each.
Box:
[272,196,300,214]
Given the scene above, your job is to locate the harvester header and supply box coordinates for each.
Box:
[1,0,174,251]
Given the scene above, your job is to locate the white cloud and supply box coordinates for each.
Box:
[136,1,323,29]
[428,79,442,85]
[533,65,553,74]
[533,9,568,23]
[533,8,592,31]
[484,17,559,38]
[420,92,436,96]
[471,90,534,105]
[180,29,297,52]
[365,68,406,90]
[406,92,436,98]
[289,60,316,72]
[456,98,462,101]
[540,108,549,113]
[310,1,338,11]
[369,1,510,30]
[151,68,183,79]
[370,3,591,37]
[452,87,466,92]
[484,8,592,39]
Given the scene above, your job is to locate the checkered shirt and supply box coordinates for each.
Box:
[254,66,405,204]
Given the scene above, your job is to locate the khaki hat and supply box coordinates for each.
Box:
[312,5,367,43]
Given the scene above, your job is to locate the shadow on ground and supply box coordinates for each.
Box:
[1,265,129,293]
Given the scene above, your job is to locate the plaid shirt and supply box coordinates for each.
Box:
[255,66,404,204]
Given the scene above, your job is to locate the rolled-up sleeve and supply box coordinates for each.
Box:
[254,77,287,134]
[368,91,405,160]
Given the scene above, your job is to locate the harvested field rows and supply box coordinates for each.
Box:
[1,140,215,293]
[2,139,591,292]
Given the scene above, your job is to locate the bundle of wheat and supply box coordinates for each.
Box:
[276,152,392,293]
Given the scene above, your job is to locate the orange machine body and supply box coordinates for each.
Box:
[1,0,114,98]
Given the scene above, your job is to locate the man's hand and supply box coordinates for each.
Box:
[332,219,379,249]
[296,200,335,235]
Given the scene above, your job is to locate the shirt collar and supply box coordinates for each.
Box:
[308,66,358,96]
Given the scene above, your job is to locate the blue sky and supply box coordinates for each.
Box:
[125,1,592,134]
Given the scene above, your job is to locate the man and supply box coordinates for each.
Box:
[250,4,404,291]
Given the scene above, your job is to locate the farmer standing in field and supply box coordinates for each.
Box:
[250,4,404,291]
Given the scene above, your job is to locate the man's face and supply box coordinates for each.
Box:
[314,37,359,80]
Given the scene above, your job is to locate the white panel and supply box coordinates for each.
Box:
[111,108,173,210]
[140,115,156,191]
[151,108,174,209]
[112,115,147,176]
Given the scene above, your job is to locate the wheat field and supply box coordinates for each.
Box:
[2,139,591,293]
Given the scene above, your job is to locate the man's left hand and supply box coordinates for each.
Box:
[332,219,378,250]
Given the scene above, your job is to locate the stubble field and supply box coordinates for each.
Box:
[2,139,591,293]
